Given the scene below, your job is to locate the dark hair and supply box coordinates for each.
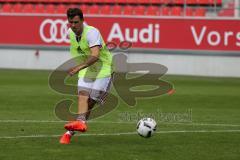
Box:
[67,8,84,20]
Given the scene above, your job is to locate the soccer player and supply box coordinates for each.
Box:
[59,8,113,144]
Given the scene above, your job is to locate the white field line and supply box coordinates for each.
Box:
[0,120,240,127]
[1,130,240,139]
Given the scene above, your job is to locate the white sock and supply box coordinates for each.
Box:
[77,114,86,122]
[66,131,75,136]
[79,120,86,123]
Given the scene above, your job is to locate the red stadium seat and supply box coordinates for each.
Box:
[90,0,100,3]
[82,0,93,2]
[56,4,67,14]
[80,4,88,14]
[151,0,162,4]
[215,0,222,5]
[45,4,55,14]
[161,0,171,4]
[104,0,113,3]
[185,7,194,16]
[146,6,160,16]
[171,7,182,16]
[70,0,91,2]
[22,4,34,13]
[92,0,110,3]
[101,5,111,15]
[126,0,137,4]
[123,5,133,15]
[112,5,122,15]
[186,0,197,4]
[138,0,150,4]
[198,0,209,5]
[1,3,12,13]
[117,0,127,4]
[218,8,234,17]
[12,3,23,13]
[195,8,206,16]
[89,5,99,14]
[162,7,170,16]
[58,0,70,3]
[172,0,184,4]
[35,4,45,13]
[68,4,78,8]
[47,0,60,2]
[209,0,223,5]
[134,5,145,15]
[227,2,234,8]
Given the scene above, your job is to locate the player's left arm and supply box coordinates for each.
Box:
[68,46,100,76]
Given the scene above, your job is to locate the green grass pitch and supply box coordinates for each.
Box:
[0,69,240,160]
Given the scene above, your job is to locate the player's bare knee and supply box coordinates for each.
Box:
[78,91,89,100]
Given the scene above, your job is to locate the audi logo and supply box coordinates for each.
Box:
[39,19,70,43]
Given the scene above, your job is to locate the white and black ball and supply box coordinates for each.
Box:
[137,118,157,138]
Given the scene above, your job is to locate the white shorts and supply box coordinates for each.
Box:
[77,76,112,103]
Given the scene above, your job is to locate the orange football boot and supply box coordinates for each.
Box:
[64,121,87,132]
[59,133,72,144]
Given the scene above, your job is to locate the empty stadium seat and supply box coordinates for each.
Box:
[116,0,128,4]
[70,0,91,3]
[198,0,209,5]
[58,0,70,3]
[80,4,88,14]
[146,6,160,16]
[22,4,34,13]
[46,0,58,2]
[217,1,234,16]
[171,7,182,16]
[92,0,113,3]
[56,4,67,14]
[126,0,137,4]
[172,0,184,4]
[100,5,111,15]
[12,3,23,13]
[208,0,221,5]
[186,0,197,4]
[185,7,194,16]
[138,0,150,4]
[123,5,133,15]
[103,0,113,3]
[134,5,145,15]
[151,0,162,4]
[45,4,55,14]
[195,8,206,16]
[161,0,171,4]
[89,4,99,14]
[162,7,170,16]
[89,0,100,3]
[68,4,78,8]
[112,5,122,15]
[227,2,235,8]
[48,0,59,2]
[218,9,234,17]
[35,4,45,13]
[217,0,222,4]
[1,3,12,13]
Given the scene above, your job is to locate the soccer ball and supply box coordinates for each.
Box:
[136,118,157,138]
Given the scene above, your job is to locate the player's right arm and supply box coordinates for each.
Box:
[68,28,102,76]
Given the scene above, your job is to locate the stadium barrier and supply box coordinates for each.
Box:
[0,15,239,52]
[0,15,240,77]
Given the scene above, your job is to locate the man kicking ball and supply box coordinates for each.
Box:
[59,8,113,144]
